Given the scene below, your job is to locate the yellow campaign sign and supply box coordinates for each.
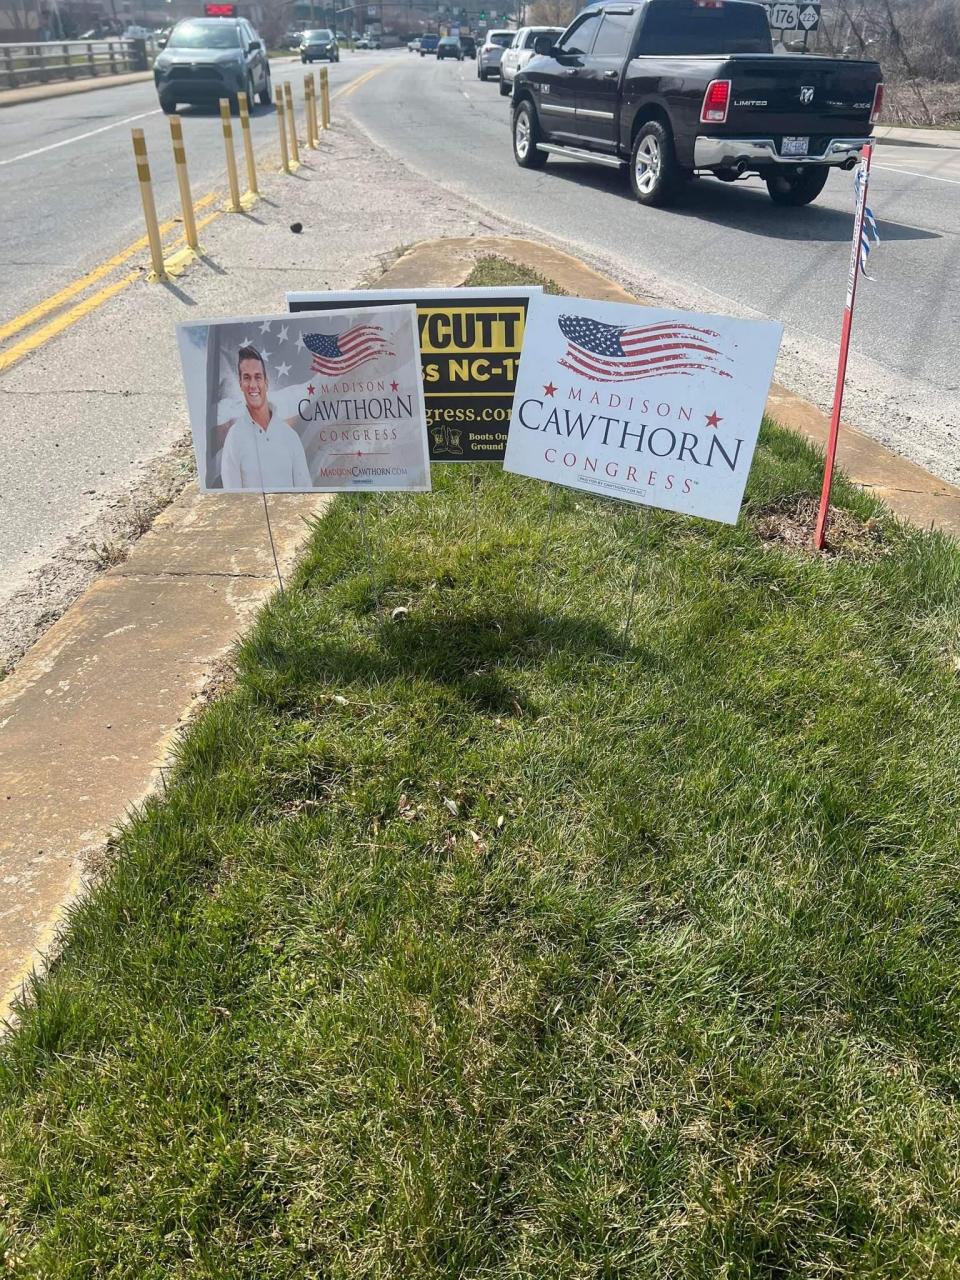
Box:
[417,306,526,355]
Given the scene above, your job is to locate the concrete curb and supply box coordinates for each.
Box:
[379,236,960,540]
[0,490,327,1024]
[0,70,154,108]
[875,123,960,149]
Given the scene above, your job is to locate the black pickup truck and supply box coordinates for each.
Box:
[510,0,883,207]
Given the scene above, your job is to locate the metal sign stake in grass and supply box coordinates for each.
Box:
[358,499,380,610]
[814,143,876,550]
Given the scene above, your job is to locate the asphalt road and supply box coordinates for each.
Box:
[344,53,959,470]
[0,51,392,325]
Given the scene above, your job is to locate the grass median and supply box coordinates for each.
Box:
[2,262,960,1277]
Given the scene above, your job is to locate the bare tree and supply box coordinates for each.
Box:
[258,0,295,48]
[527,0,576,26]
[0,0,38,40]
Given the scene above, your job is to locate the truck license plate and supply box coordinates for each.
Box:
[782,136,810,156]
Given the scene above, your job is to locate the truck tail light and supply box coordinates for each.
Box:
[870,82,884,124]
[700,79,731,124]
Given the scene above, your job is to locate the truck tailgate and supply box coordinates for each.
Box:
[722,55,881,136]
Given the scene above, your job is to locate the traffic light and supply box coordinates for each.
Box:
[479,9,486,19]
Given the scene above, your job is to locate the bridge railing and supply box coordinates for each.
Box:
[0,38,154,90]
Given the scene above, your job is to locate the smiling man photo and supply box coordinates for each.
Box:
[220,344,312,490]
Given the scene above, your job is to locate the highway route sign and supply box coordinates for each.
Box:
[770,3,799,29]
[799,3,821,30]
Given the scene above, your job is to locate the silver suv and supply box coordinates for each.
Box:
[477,29,513,80]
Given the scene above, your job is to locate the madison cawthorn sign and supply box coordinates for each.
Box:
[504,295,782,524]
[287,287,541,462]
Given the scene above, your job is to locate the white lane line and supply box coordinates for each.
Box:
[0,109,162,167]
[873,162,960,187]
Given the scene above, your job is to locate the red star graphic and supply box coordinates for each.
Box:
[543,381,557,397]
[705,410,723,429]
[307,384,315,395]
[390,380,399,392]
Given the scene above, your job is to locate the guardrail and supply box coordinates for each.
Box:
[0,38,153,90]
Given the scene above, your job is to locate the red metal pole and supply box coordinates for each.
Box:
[814,141,873,550]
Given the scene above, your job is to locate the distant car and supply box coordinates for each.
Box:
[300,27,339,61]
[156,25,172,49]
[123,24,153,39]
[419,33,440,55]
[459,34,476,57]
[408,36,421,52]
[284,29,302,48]
[356,33,381,48]
[477,28,513,80]
[153,17,272,114]
[437,35,464,60]
[499,25,562,95]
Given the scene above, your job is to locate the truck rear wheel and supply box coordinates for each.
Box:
[630,120,681,207]
[766,165,829,206]
[513,100,547,169]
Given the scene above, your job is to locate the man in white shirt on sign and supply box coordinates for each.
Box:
[220,345,312,490]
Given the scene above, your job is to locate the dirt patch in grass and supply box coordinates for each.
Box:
[754,494,888,557]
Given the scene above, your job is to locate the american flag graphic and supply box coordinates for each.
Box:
[557,314,733,383]
[303,324,394,376]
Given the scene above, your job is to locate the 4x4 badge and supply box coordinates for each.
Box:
[800,86,815,104]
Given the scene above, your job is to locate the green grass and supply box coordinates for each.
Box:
[2,265,960,1278]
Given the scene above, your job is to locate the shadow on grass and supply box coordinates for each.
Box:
[244,604,633,719]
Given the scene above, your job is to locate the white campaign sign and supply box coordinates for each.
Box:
[177,305,431,493]
[503,295,782,525]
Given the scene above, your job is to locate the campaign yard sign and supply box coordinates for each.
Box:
[503,295,782,525]
[287,287,541,462]
[177,306,430,493]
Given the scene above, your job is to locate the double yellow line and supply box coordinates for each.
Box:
[335,66,385,100]
[0,194,222,376]
[0,62,391,378]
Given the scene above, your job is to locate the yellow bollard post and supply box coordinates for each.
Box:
[168,115,198,250]
[304,73,318,148]
[237,90,259,196]
[276,93,291,173]
[130,128,165,280]
[219,98,242,212]
[320,66,330,130]
[283,81,300,165]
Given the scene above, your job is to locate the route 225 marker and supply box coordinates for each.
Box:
[503,294,782,525]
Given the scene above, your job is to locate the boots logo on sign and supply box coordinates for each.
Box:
[431,425,464,456]
[800,85,815,104]
[556,314,733,383]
